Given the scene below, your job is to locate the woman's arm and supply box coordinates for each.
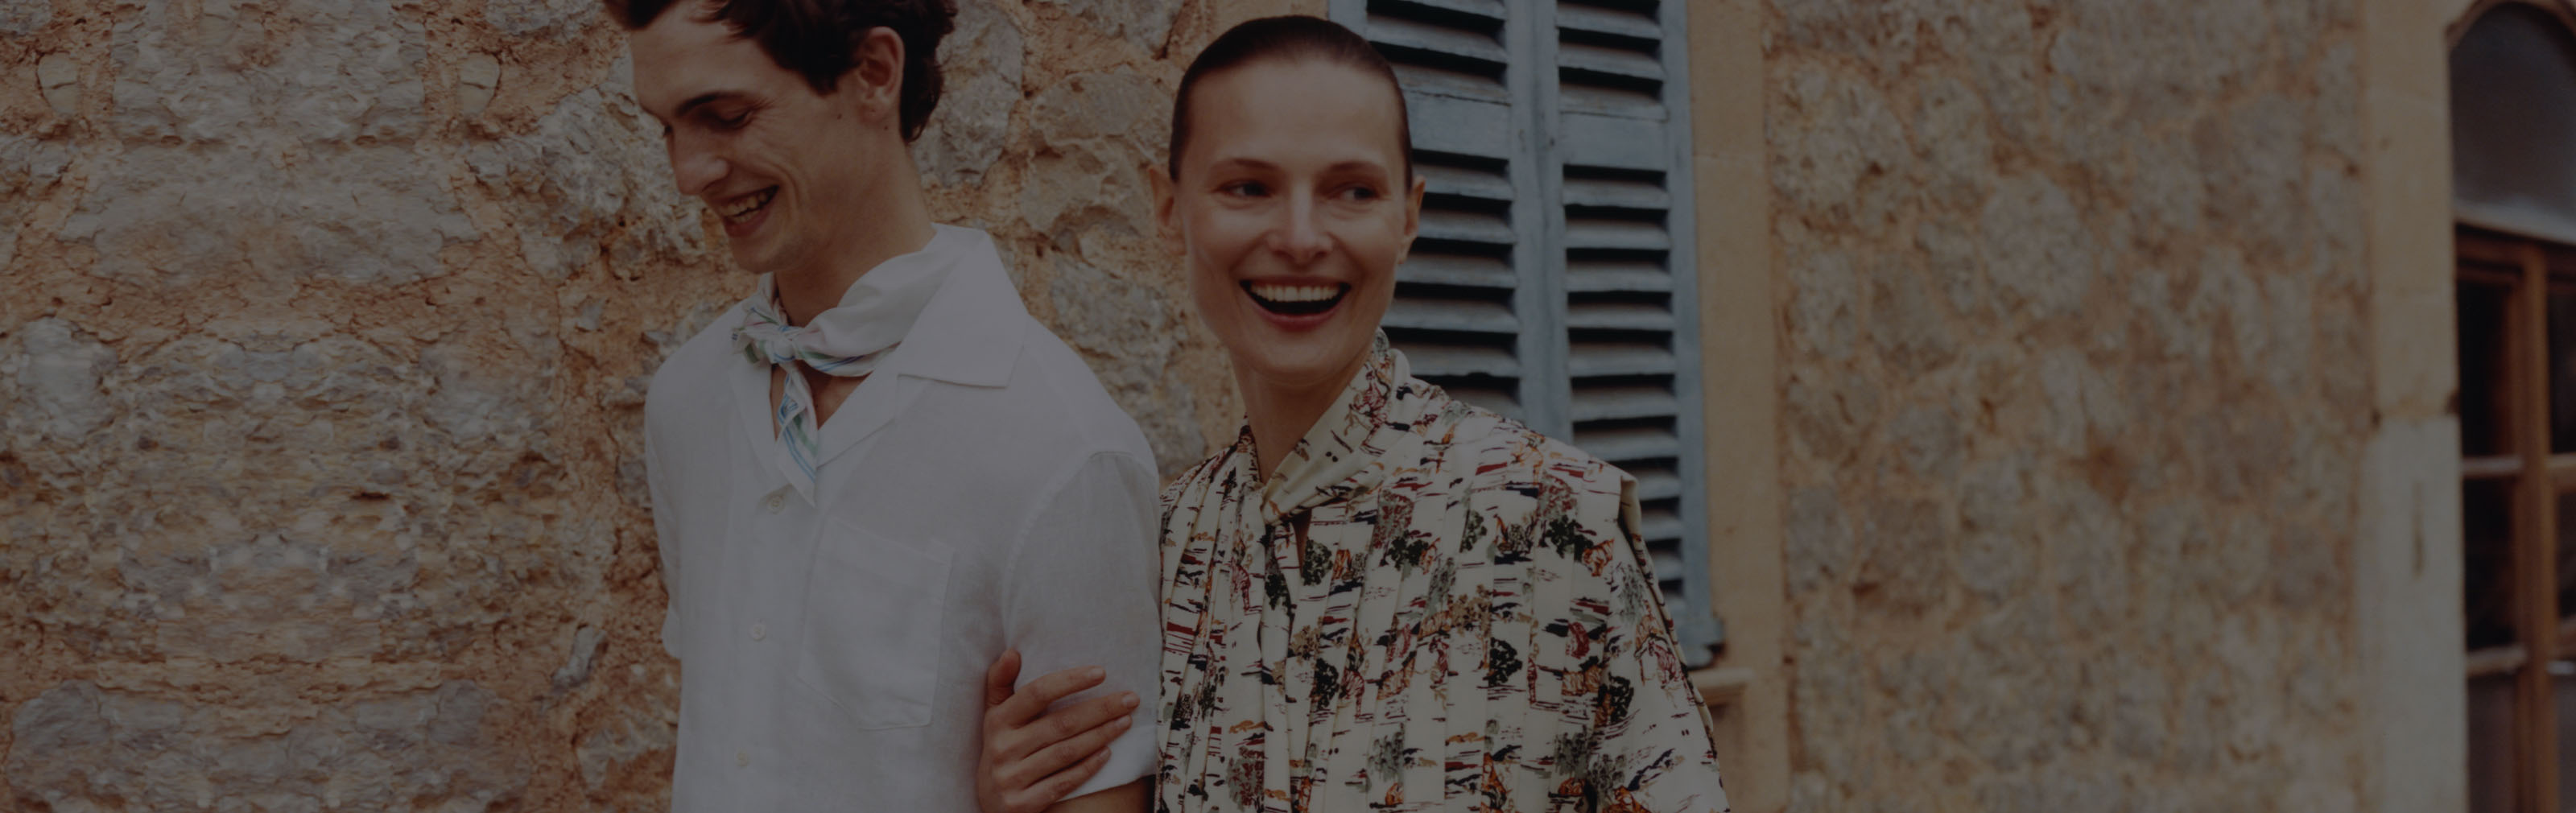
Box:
[976,650,1144,813]
[1559,476,1732,812]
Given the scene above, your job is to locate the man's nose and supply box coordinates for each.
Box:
[669,135,726,198]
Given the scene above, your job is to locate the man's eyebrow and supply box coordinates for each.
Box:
[673,90,754,118]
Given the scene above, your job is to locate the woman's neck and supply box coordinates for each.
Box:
[1237,351,1371,480]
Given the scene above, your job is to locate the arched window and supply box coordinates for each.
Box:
[2452,4,2576,812]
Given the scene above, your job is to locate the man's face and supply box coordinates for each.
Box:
[630,8,881,276]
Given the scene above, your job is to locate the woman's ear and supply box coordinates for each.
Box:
[1395,171,1426,264]
[1150,164,1185,256]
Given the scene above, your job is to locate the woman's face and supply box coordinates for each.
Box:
[1154,58,1426,395]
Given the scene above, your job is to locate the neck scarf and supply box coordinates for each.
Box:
[731,229,955,497]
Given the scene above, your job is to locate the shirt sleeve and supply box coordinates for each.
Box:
[644,427,683,661]
[1554,470,1732,812]
[999,450,1163,799]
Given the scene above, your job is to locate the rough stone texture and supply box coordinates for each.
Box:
[1768,0,2371,809]
[0,0,1236,807]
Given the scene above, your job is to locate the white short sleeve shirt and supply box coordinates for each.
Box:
[643,225,1162,812]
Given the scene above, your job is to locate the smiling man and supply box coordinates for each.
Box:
[607,2,1158,811]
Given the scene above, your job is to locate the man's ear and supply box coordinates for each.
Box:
[844,27,906,130]
[1149,164,1184,257]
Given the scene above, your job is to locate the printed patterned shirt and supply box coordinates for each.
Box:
[1154,332,1729,813]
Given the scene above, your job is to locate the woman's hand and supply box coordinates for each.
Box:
[976,649,1143,813]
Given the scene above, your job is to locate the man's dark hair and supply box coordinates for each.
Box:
[605,0,956,142]
[1170,15,1412,180]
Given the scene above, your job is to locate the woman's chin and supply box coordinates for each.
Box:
[1233,340,1369,391]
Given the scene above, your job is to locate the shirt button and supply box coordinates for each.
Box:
[762,492,786,513]
[736,750,749,767]
[749,623,766,642]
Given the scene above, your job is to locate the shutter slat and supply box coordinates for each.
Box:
[1568,342,1677,376]
[1632,468,1682,501]
[1558,40,1662,80]
[1554,2,1662,39]
[1562,112,1670,167]
[1384,297,1518,333]
[1648,544,1684,583]
[1640,507,1686,545]
[1367,14,1509,63]
[1393,64,1514,103]
[1399,253,1517,287]
[1569,384,1676,421]
[1564,259,1670,292]
[1420,163,1516,200]
[1558,83,1666,118]
[1571,423,1679,464]
[1385,0,1508,21]
[1563,217,1671,250]
[1408,94,1516,158]
[1561,175,1670,208]
[1565,301,1676,330]
[1421,207,1520,245]
[1395,343,1521,378]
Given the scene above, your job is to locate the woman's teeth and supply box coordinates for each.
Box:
[718,188,776,222]
[1244,282,1348,316]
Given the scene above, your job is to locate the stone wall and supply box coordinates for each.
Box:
[0,0,1261,807]
[1764,0,2373,810]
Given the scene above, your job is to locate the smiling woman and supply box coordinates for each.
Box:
[979,15,1731,813]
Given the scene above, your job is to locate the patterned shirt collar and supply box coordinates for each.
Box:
[1249,331,1426,522]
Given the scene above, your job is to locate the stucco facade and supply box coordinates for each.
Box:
[0,0,2516,810]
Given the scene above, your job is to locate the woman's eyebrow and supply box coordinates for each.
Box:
[1202,156,1279,174]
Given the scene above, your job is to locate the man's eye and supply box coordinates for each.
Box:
[712,112,751,130]
[1221,181,1269,197]
[1342,186,1381,201]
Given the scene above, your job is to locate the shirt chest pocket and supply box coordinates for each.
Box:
[791,519,950,730]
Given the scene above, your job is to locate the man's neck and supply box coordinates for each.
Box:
[774,173,939,327]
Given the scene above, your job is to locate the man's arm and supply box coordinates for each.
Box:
[989,450,1162,807]
[643,427,683,660]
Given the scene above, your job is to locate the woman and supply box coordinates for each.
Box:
[976,16,1728,813]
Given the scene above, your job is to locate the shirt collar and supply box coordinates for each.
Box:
[872,224,1027,388]
[1255,331,1426,518]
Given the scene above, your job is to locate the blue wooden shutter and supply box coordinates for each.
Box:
[1335,0,1721,665]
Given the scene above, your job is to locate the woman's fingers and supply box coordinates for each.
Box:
[991,664,1108,729]
[983,649,1023,709]
[1001,704,1134,789]
[1018,743,1114,810]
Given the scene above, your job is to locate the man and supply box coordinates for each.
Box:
[610,1,1156,810]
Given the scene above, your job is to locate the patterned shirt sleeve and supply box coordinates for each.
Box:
[1539,456,1730,813]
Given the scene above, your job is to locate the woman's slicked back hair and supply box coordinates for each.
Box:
[1169,15,1412,180]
